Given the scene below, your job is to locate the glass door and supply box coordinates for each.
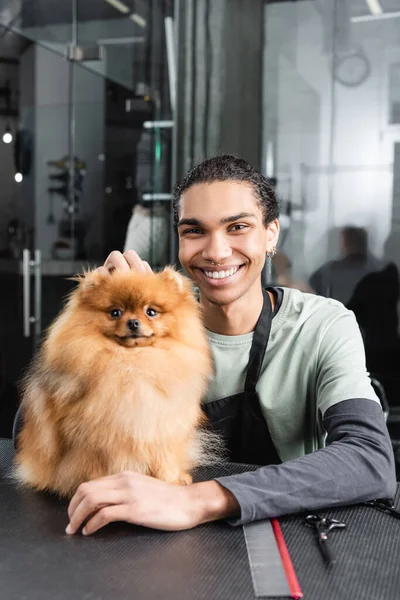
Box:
[0,0,175,437]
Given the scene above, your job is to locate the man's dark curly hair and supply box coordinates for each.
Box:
[173,155,280,227]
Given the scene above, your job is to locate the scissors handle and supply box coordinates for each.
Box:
[318,532,335,564]
[305,515,345,565]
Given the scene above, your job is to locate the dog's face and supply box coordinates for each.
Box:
[72,267,194,347]
[104,305,161,345]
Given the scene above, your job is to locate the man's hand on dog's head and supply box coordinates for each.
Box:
[97,250,153,276]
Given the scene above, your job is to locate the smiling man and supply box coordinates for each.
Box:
[65,155,396,536]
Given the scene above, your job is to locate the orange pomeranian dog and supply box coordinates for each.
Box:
[14,266,217,498]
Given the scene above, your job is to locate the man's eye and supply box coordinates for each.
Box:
[230,224,247,231]
[183,228,202,235]
[110,309,123,319]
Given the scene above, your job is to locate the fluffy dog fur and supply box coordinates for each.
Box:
[14,267,215,498]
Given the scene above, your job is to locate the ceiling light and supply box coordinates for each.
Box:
[3,124,12,144]
[366,0,383,15]
[14,172,22,183]
[129,13,146,28]
[104,0,130,14]
[352,10,400,23]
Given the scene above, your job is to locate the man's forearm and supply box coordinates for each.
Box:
[208,399,396,526]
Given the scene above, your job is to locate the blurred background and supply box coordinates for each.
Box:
[0,0,400,466]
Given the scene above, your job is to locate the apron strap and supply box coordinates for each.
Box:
[244,288,273,393]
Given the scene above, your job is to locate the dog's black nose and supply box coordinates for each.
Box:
[127,319,141,331]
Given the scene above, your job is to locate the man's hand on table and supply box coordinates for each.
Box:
[65,471,240,535]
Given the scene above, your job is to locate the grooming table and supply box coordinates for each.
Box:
[1,439,399,600]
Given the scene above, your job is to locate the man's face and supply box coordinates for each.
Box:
[177,181,279,306]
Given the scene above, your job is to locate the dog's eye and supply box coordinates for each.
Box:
[110,309,123,319]
[146,308,157,318]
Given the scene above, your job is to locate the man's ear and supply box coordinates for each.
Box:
[265,218,280,253]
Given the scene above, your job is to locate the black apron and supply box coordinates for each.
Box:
[202,289,281,466]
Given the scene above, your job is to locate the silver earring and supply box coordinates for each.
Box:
[265,246,276,283]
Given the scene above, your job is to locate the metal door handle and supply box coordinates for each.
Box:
[22,249,42,341]
[34,249,41,341]
[23,249,31,337]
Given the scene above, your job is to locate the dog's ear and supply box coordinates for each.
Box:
[68,268,107,290]
[160,266,186,291]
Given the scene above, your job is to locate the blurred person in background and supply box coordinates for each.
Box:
[310,226,400,408]
[309,227,384,304]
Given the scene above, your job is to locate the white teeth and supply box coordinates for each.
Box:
[204,267,239,280]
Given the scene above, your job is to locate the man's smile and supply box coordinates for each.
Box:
[194,264,245,285]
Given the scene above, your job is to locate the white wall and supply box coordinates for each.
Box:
[263,0,400,279]
[23,44,105,260]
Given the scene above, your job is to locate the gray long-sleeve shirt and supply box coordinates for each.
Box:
[216,397,396,525]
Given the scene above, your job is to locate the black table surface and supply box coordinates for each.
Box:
[1,438,400,600]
